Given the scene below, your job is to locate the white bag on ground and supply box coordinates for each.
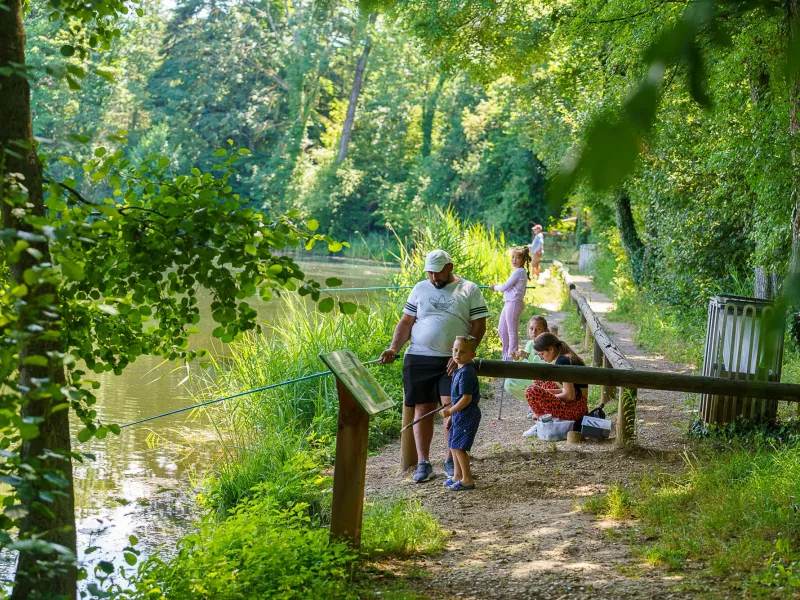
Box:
[537,419,573,441]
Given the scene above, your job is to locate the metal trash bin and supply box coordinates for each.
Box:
[700,294,784,425]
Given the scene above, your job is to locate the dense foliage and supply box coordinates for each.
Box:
[379,0,798,312]
[25,2,551,245]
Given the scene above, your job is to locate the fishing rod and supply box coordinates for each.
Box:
[117,356,393,431]
[400,403,452,432]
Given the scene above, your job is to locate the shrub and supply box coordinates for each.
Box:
[361,498,446,558]
[127,466,444,599]
[128,494,356,600]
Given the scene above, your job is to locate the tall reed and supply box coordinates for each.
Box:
[195,297,403,516]
[393,206,510,313]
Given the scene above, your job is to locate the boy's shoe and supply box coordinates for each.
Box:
[522,424,538,438]
[443,457,455,478]
[447,481,476,491]
[412,461,433,483]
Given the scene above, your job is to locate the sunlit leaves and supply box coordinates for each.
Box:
[546,0,726,201]
[1,138,349,579]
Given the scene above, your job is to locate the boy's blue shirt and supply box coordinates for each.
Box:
[451,363,480,409]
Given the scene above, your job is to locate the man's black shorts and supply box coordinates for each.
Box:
[402,354,452,407]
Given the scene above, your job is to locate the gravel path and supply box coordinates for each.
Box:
[365,275,698,599]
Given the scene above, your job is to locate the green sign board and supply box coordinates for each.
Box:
[319,350,395,415]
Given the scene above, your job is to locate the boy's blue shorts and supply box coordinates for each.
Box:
[448,406,481,451]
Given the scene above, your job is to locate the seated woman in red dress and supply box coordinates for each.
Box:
[524,332,588,422]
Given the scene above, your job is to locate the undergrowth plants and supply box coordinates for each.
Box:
[583,441,800,594]
[124,468,445,599]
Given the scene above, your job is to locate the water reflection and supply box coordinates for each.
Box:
[67,259,396,578]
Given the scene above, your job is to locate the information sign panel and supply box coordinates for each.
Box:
[319,350,394,415]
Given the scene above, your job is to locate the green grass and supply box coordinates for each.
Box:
[580,441,800,594]
[581,483,633,520]
[361,497,446,558]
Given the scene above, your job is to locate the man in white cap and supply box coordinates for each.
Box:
[380,249,489,483]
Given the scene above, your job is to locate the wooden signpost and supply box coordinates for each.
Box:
[319,350,394,547]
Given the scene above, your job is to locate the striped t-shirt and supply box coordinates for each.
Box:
[403,277,490,357]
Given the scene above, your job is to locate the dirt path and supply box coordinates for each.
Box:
[365,276,697,599]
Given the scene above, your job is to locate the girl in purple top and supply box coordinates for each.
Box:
[489,246,531,361]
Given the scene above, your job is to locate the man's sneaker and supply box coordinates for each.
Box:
[523,424,538,438]
[443,457,455,478]
[412,460,433,483]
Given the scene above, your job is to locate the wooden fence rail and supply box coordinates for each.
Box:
[472,360,800,402]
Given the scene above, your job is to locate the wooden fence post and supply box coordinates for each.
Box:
[330,378,370,546]
[593,339,603,367]
[616,387,637,446]
[400,404,417,470]
[584,321,592,352]
[601,355,615,405]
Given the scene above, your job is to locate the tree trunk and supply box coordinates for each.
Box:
[421,73,445,158]
[614,189,646,286]
[788,0,800,341]
[754,267,779,300]
[0,1,77,598]
[337,14,376,164]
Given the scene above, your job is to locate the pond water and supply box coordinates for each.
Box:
[3,259,397,584]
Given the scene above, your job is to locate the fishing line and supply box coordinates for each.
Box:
[117,357,386,430]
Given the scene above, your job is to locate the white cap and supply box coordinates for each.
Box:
[423,249,453,273]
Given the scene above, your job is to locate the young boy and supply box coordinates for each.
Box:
[440,335,481,491]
